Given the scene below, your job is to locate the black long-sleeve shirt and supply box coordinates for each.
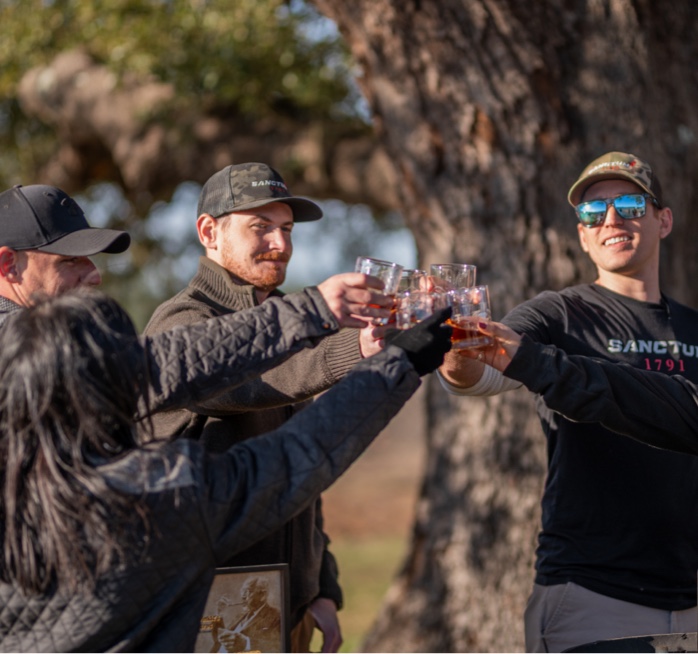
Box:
[502,284,698,609]
[506,334,698,456]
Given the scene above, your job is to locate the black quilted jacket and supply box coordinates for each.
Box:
[0,287,422,651]
[144,258,362,622]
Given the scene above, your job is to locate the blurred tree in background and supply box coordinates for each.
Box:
[7,1,698,651]
[0,0,406,325]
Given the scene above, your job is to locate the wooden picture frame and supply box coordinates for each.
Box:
[195,564,290,653]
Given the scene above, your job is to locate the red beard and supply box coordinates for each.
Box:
[252,252,290,291]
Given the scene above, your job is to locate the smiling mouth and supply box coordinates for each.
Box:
[604,236,631,246]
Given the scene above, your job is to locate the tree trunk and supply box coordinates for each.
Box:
[312,0,698,651]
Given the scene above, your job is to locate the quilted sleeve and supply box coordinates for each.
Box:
[199,346,421,560]
[147,307,362,416]
[136,287,338,419]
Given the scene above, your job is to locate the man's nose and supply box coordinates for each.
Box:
[82,260,102,286]
[603,205,624,227]
[268,228,292,250]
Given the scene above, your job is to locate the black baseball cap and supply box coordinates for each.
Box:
[0,185,131,256]
[197,162,323,222]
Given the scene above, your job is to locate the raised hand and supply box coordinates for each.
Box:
[316,272,393,329]
[452,319,523,372]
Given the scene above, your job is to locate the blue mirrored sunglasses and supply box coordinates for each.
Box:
[575,193,659,228]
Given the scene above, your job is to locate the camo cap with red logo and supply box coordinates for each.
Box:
[567,152,664,208]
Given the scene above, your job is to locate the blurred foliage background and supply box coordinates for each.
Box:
[0,0,359,182]
[0,0,414,328]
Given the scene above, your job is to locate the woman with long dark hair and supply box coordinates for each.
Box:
[0,289,450,651]
[0,291,145,597]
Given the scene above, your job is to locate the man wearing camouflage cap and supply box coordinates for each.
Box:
[438,152,698,651]
[144,162,388,653]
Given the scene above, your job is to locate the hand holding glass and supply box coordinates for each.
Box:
[354,257,404,325]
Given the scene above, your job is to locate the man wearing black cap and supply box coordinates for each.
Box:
[144,163,383,653]
[437,152,698,651]
[0,184,130,323]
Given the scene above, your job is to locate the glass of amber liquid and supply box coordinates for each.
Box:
[354,256,404,325]
[448,285,493,350]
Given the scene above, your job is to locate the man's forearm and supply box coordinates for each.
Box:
[187,327,361,415]
[138,287,339,418]
[505,336,698,455]
[438,351,486,390]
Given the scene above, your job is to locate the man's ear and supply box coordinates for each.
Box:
[196,213,219,250]
[576,223,590,253]
[658,206,673,240]
[0,247,19,282]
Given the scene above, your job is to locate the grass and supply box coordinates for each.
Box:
[310,536,409,653]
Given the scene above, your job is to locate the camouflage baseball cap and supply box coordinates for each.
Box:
[197,162,323,222]
[567,152,664,207]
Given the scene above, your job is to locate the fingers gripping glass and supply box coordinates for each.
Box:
[575,193,659,228]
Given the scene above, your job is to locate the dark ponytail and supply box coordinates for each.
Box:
[0,289,150,593]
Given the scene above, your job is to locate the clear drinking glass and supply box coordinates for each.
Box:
[395,290,450,330]
[429,263,477,292]
[354,256,404,325]
[398,268,428,293]
[447,285,493,350]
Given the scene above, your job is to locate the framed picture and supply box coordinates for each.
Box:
[195,564,290,653]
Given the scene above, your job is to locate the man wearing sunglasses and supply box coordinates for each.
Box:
[438,152,698,652]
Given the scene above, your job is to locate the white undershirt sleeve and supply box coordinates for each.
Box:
[437,364,522,396]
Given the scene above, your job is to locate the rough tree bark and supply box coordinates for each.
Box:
[311,0,698,651]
